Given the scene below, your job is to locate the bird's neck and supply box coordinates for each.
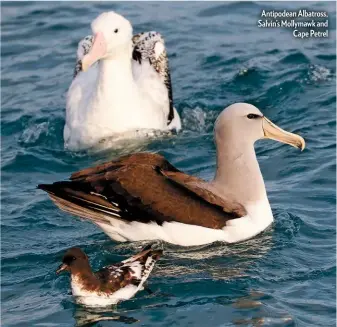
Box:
[70,265,100,292]
[212,140,272,219]
[92,44,137,110]
[70,262,94,278]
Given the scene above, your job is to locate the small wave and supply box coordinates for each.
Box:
[306,64,333,82]
[181,106,218,133]
[297,64,334,85]
[316,53,336,61]
[81,129,174,155]
[233,316,294,326]
[182,107,206,132]
[197,2,265,18]
[231,66,269,89]
[261,264,336,284]
[18,121,49,145]
[15,114,65,153]
[279,51,310,65]
[273,210,303,243]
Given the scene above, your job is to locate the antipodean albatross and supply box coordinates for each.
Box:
[65,11,181,151]
[39,103,305,246]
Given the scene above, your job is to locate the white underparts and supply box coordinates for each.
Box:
[95,199,274,246]
[65,35,181,151]
[71,276,138,307]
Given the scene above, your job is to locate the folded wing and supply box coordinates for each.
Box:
[132,32,174,125]
[95,245,162,292]
[38,153,246,230]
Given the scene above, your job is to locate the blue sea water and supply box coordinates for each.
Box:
[1,1,336,326]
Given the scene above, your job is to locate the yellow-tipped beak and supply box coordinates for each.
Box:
[263,117,305,151]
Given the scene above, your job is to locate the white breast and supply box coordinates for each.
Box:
[65,56,177,151]
[70,276,138,307]
[222,199,274,243]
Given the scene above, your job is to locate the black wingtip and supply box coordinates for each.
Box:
[37,183,55,194]
[137,243,163,261]
[141,243,153,252]
[141,241,163,252]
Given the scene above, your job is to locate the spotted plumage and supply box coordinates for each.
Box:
[73,31,174,125]
[56,245,162,307]
[73,35,94,78]
[132,32,174,124]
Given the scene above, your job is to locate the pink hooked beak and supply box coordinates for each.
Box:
[81,32,107,72]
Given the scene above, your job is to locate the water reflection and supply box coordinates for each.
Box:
[74,306,139,327]
[71,229,275,326]
[86,129,174,155]
[110,229,274,281]
[233,316,294,326]
[232,291,294,326]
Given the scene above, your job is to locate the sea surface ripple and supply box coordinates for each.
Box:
[1,2,336,326]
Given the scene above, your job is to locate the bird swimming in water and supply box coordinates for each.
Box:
[56,245,162,307]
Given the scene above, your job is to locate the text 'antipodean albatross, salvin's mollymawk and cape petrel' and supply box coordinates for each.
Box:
[56,245,162,307]
[65,11,181,151]
[39,103,305,246]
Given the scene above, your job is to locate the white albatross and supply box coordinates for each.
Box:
[64,11,181,151]
[39,103,305,246]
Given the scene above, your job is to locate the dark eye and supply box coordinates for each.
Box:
[247,113,261,119]
[63,255,76,265]
[114,29,118,33]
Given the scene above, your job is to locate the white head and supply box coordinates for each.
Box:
[82,11,133,71]
[214,103,305,151]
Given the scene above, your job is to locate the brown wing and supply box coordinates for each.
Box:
[159,170,246,217]
[38,153,246,229]
[94,263,140,293]
[94,245,162,292]
[70,152,180,180]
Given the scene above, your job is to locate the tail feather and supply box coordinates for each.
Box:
[132,248,162,292]
[120,245,162,292]
[136,250,162,291]
[38,183,121,225]
[122,244,162,264]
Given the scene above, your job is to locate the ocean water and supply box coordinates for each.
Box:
[1,1,336,326]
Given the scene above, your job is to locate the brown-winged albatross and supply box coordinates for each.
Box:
[57,245,161,306]
[38,103,305,246]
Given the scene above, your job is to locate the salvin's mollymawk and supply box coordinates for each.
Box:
[65,11,181,151]
[57,245,161,307]
[39,103,305,246]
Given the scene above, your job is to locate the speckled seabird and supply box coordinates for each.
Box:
[56,245,162,307]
